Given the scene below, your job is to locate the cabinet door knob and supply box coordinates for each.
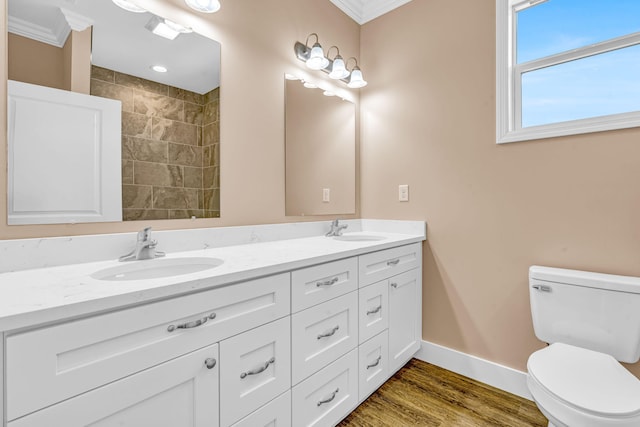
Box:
[390,282,398,288]
[240,357,275,379]
[204,358,217,369]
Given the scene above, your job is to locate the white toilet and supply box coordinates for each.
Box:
[527,266,640,427]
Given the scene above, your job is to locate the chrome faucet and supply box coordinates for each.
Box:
[119,227,165,261]
[326,219,348,237]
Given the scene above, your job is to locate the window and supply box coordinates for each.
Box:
[496,0,640,143]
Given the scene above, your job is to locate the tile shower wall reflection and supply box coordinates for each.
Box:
[90,66,220,220]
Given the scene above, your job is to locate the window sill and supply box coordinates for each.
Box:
[496,111,640,144]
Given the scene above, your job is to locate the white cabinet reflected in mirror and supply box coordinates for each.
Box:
[285,77,356,216]
[7,0,221,224]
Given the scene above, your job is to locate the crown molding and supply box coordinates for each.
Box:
[8,15,70,47]
[60,8,94,32]
[329,0,413,24]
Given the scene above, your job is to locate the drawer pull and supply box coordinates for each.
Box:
[366,356,382,369]
[167,312,216,332]
[317,325,340,340]
[316,277,339,287]
[366,305,382,316]
[390,282,398,288]
[240,357,276,379]
[317,388,340,407]
[204,358,217,370]
[387,259,400,266]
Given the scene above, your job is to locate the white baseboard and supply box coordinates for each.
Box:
[415,340,532,401]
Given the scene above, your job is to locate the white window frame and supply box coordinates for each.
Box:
[496,0,640,144]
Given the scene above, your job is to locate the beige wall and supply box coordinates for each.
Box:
[8,33,66,90]
[360,0,640,378]
[0,0,360,239]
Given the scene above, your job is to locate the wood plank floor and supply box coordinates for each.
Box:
[338,359,548,427]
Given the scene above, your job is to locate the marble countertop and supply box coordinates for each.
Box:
[0,230,424,331]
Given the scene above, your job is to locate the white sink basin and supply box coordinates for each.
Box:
[91,257,224,281]
[333,234,387,242]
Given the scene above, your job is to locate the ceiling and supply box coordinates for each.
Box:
[329,0,413,25]
[8,0,220,94]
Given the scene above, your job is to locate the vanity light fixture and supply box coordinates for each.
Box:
[112,0,147,13]
[294,34,367,88]
[145,15,192,40]
[184,0,221,13]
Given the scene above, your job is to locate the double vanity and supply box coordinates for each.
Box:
[0,219,425,427]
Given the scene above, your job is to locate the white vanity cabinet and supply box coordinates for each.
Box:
[1,237,423,427]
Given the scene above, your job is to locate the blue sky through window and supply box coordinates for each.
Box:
[517,0,640,128]
[517,0,640,64]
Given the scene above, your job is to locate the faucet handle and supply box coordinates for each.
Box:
[137,227,152,241]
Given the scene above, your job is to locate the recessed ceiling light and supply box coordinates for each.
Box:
[151,65,168,73]
[112,0,147,13]
[185,0,221,13]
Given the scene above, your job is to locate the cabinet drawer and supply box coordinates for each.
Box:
[359,280,388,344]
[220,317,291,427]
[359,330,389,401]
[9,344,219,427]
[231,391,291,427]
[358,243,421,287]
[291,292,358,385]
[292,348,358,427]
[292,257,358,312]
[6,273,290,421]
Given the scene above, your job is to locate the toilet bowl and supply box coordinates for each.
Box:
[527,266,640,427]
[527,343,640,427]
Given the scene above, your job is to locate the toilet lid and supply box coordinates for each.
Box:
[528,343,640,417]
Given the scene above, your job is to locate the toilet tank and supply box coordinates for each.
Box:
[529,265,640,363]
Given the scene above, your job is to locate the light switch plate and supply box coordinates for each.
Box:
[323,188,330,202]
[399,184,409,202]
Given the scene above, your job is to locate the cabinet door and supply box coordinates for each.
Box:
[388,268,421,374]
[220,317,291,427]
[8,344,219,427]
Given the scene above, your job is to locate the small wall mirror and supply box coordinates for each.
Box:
[7,0,221,224]
[284,77,356,216]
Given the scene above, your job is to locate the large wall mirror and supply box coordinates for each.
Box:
[285,77,355,216]
[7,0,220,224]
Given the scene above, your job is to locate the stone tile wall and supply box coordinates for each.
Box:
[90,66,220,220]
